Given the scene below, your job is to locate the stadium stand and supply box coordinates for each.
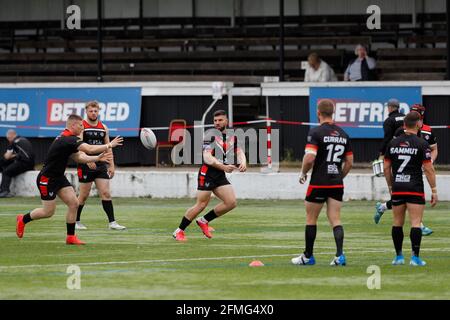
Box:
[0,13,447,82]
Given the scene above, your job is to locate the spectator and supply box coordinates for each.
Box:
[344,44,377,81]
[304,53,337,82]
[0,130,35,198]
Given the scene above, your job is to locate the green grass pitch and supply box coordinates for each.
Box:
[1,197,449,299]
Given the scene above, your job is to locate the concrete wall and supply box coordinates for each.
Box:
[4,171,449,201]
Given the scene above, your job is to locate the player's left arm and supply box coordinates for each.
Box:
[383,140,393,193]
[235,136,247,172]
[104,124,115,178]
[430,144,438,163]
[429,131,438,162]
[383,159,393,194]
[236,148,247,172]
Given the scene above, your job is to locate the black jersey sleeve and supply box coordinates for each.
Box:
[421,141,432,164]
[344,134,353,157]
[67,136,85,153]
[305,128,320,154]
[202,135,214,153]
[428,131,437,146]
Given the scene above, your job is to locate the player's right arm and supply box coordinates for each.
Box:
[422,143,438,207]
[341,137,353,178]
[77,136,123,154]
[342,153,353,179]
[423,162,438,207]
[299,130,318,184]
[203,151,236,173]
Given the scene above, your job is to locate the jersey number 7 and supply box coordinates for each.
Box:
[398,155,411,173]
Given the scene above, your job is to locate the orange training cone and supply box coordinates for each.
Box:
[249,260,264,267]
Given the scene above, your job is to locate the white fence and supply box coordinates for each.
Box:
[4,171,449,201]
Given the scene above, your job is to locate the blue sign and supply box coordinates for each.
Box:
[0,87,141,137]
[309,87,422,138]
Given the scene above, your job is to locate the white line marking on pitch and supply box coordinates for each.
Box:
[1,248,449,270]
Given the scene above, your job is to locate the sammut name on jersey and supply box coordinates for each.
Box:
[389,147,419,155]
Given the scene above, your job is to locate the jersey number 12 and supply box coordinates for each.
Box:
[326,144,345,163]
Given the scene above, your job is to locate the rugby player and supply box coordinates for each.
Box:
[15,114,123,245]
[383,112,438,266]
[172,110,247,241]
[292,99,353,266]
[76,101,126,230]
[375,104,437,236]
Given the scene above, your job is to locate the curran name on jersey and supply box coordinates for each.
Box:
[323,136,347,144]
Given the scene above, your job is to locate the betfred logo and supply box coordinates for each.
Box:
[47,99,130,125]
[0,103,30,121]
[331,101,410,124]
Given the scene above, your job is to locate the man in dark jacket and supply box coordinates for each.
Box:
[378,98,405,159]
[0,130,35,197]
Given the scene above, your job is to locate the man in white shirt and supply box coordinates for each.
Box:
[304,53,338,82]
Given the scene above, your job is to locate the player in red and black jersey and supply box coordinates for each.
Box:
[292,99,353,266]
[173,110,247,241]
[375,104,437,235]
[76,101,126,231]
[15,114,123,245]
[383,112,438,266]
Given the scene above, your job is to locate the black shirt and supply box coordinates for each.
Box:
[379,110,405,155]
[7,136,34,165]
[385,133,431,195]
[41,129,84,178]
[200,131,240,179]
[394,124,437,147]
[305,123,353,186]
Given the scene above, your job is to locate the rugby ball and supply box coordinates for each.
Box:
[140,128,157,149]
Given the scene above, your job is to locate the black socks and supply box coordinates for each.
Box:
[179,217,192,231]
[333,225,344,257]
[67,223,75,236]
[77,201,115,223]
[203,209,218,222]
[304,225,317,258]
[76,204,84,222]
[392,226,404,256]
[23,212,33,224]
[410,227,422,257]
[102,200,115,223]
[386,200,392,210]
